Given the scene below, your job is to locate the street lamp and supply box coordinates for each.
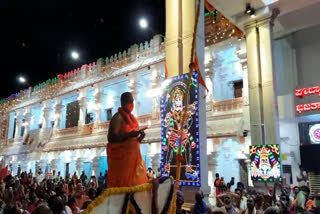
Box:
[71,51,79,60]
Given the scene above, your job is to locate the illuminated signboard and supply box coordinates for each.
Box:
[309,124,320,144]
[249,144,281,182]
[160,72,200,187]
[295,86,320,113]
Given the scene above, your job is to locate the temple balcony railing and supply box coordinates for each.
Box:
[206,97,244,119]
[51,113,154,140]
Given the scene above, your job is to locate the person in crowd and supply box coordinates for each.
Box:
[48,195,65,214]
[230,177,235,188]
[72,173,77,184]
[220,177,226,193]
[296,165,308,187]
[220,193,240,214]
[241,195,259,214]
[67,197,78,213]
[106,92,148,187]
[87,188,96,201]
[33,203,53,214]
[98,172,105,190]
[214,173,221,196]
[263,207,278,214]
[28,170,33,178]
[80,171,87,185]
[190,190,211,214]
[104,170,108,188]
[56,172,61,182]
[176,190,186,214]
[74,183,89,210]
[147,168,155,179]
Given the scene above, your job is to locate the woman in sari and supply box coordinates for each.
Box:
[107,92,148,188]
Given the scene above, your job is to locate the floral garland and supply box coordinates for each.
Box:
[83,183,153,214]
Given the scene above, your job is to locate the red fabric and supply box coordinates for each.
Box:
[107,138,147,188]
[1,166,8,179]
[107,109,147,188]
[165,60,169,79]
[215,179,221,195]
[205,0,215,12]
[27,204,36,213]
[118,108,139,132]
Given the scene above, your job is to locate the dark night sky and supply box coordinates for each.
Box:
[0,0,165,98]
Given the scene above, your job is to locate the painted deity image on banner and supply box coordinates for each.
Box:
[160,72,200,186]
[249,144,281,182]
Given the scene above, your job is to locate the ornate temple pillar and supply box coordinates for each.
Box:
[128,73,140,116]
[11,161,18,176]
[237,42,251,135]
[42,101,52,129]
[207,152,217,191]
[39,159,47,174]
[92,156,100,176]
[166,0,209,195]
[205,60,214,103]
[76,158,85,176]
[151,153,161,171]
[14,110,23,140]
[22,109,32,140]
[150,63,163,120]
[20,161,27,173]
[245,15,280,145]
[78,88,87,126]
[53,98,64,130]
[94,85,103,124]
[50,159,58,173]
[245,159,253,187]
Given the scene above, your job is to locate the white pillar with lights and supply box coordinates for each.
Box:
[42,101,52,129]
[22,109,32,140]
[150,63,163,120]
[78,88,87,126]
[14,110,23,140]
[128,73,140,116]
[53,98,64,130]
[94,84,103,124]
[245,14,280,145]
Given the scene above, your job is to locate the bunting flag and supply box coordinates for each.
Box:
[194,53,209,93]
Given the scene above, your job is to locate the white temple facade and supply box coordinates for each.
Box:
[0,30,253,191]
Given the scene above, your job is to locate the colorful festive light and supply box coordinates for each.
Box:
[160,72,200,187]
[295,86,320,98]
[296,102,320,114]
[309,124,320,144]
[249,144,281,182]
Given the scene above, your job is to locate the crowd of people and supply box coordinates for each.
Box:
[0,168,319,214]
[0,169,107,214]
[175,173,320,214]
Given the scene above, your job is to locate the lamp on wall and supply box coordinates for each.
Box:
[244,3,255,18]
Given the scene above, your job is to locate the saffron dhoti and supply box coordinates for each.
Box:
[107,137,148,188]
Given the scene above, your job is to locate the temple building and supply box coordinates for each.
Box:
[1,0,320,194]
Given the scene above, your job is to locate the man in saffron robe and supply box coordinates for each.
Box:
[107,92,148,188]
